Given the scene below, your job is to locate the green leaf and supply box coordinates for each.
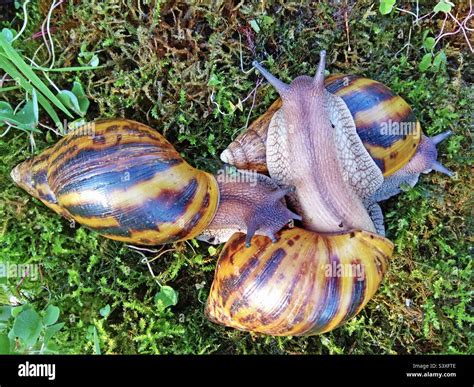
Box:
[0,306,12,321]
[1,28,14,43]
[88,55,100,67]
[432,50,447,71]
[207,73,221,87]
[57,81,89,116]
[0,34,73,118]
[423,37,436,51]
[44,322,64,343]
[434,0,454,14]
[261,16,274,27]
[249,19,260,33]
[43,305,60,326]
[11,305,24,318]
[71,81,90,113]
[419,53,432,72]
[0,101,14,115]
[99,304,110,318]
[0,333,10,354]
[13,308,42,346]
[0,56,63,130]
[154,286,178,309]
[13,90,39,131]
[0,94,40,132]
[379,0,396,15]
[92,326,101,355]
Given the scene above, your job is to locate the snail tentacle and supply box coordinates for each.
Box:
[257,52,377,233]
[313,50,326,89]
[370,133,453,202]
[252,61,290,96]
[431,130,452,145]
[199,170,302,246]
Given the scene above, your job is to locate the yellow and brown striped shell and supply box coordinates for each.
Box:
[206,227,393,336]
[222,74,421,177]
[11,119,219,245]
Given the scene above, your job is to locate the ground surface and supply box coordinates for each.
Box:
[0,1,472,354]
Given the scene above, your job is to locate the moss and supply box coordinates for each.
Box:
[0,1,472,354]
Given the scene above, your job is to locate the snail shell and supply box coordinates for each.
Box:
[222,75,451,180]
[12,119,301,246]
[11,119,219,245]
[220,99,280,173]
[325,74,421,177]
[206,227,393,336]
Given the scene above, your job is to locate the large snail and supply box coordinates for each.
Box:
[205,51,396,335]
[221,59,453,235]
[11,119,301,246]
[206,228,392,336]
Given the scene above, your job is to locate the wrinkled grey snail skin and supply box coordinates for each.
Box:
[198,169,301,246]
[251,53,454,237]
[253,51,381,234]
[364,131,453,234]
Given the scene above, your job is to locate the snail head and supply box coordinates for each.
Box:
[411,132,454,177]
[252,51,327,112]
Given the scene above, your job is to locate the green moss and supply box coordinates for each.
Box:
[0,1,472,354]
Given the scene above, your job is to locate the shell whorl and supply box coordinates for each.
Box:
[221,75,421,177]
[206,227,393,336]
[220,99,281,173]
[325,74,421,177]
[12,119,219,245]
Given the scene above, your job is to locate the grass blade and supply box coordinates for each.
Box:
[0,86,21,92]
[0,34,73,118]
[0,56,63,131]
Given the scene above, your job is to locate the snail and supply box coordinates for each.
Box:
[220,62,453,235]
[11,119,301,246]
[206,228,393,336]
[205,52,395,335]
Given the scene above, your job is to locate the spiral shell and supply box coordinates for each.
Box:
[11,119,219,245]
[221,75,421,177]
[220,99,281,173]
[325,74,421,176]
[206,227,393,336]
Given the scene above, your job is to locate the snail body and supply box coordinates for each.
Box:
[11,119,300,246]
[251,52,380,234]
[206,52,395,335]
[221,71,453,234]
